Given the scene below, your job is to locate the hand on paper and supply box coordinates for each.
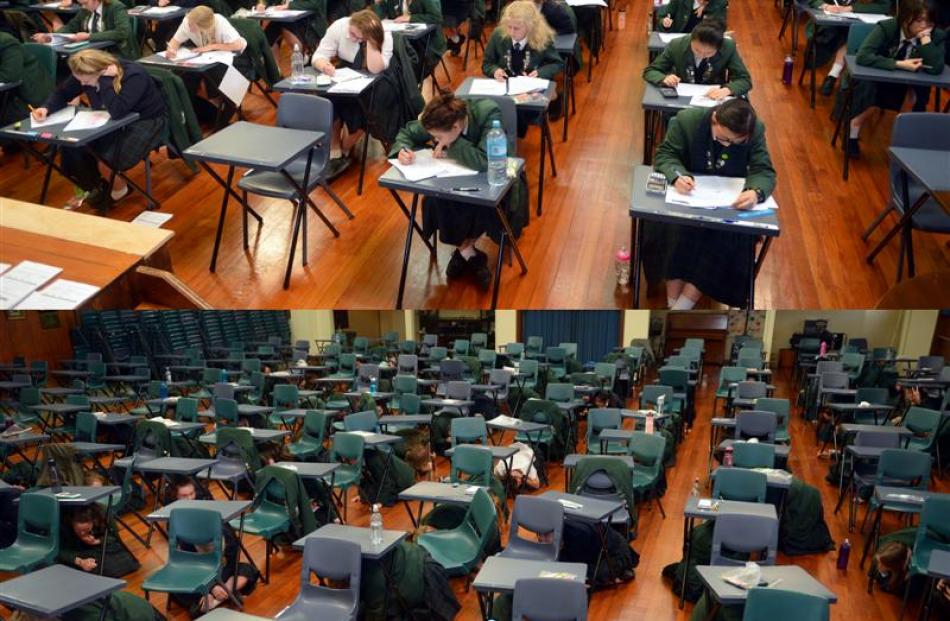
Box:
[705,86,731,100]
[732,190,758,210]
[493,68,508,81]
[398,149,415,165]
[31,107,48,122]
[674,176,695,194]
[662,74,681,87]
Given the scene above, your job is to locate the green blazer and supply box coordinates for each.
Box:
[655,106,776,199]
[372,0,445,60]
[807,0,893,14]
[389,98,501,171]
[657,0,727,33]
[856,18,946,75]
[482,27,563,80]
[0,32,54,117]
[58,0,138,59]
[643,35,751,95]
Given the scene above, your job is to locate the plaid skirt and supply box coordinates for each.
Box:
[97,116,166,172]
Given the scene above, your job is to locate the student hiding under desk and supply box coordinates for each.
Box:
[642,99,776,310]
[656,0,728,34]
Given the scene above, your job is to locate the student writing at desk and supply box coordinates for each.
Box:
[311,8,393,174]
[643,19,751,100]
[30,49,166,210]
[643,99,776,310]
[255,0,329,58]
[0,31,54,154]
[372,0,446,71]
[144,0,199,52]
[657,0,727,34]
[807,0,895,97]
[31,0,139,59]
[389,92,529,290]
[837,0,945,157]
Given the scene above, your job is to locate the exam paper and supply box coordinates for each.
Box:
[506,75,550,95]
[201,50,235,65]
[675,83,712,98]
[265,8,305,17]
[30,106,75,128]
[658,32,689,43]
[387,149,478,182]
[330,67,365,82]
[689,94,734,108]
[666,176,779,211]
[566,0,607,6]
[160,48,201,62]
[131,211,173,228]
[63,110,110,132]
[382,20,424,31]
[328,76,374,93]
[854,13,890,24]
[143,6,180,14]
[218,65,249,106]
[468,78,507,96]
[46,33,73,45]
[0,263,10,274]
[16,279,100,310]
[0,260,62,309]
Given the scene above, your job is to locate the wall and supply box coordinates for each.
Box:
[289,311,335,344]
[769,311,904,358]
[0,311,77,367]
[622,311,650,345]
[895,310,939,358]
[496,310,517,346]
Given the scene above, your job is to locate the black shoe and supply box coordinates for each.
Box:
[326,157,351,180]
[820,76,837,97]
[448,34,465,56]
[446,249,469,279]
[470,250,491,291]
[847,138,861,158]
[85,180,114,213]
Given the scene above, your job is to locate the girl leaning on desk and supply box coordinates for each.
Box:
[642,98,776,310]
[656,0,728,34]
[389,92,529,291]
[30,48,166,211]
[835,0,946,157]
[31,0,139,60]
[643,18,752,101]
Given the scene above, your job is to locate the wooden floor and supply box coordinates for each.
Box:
[0,4,946,308]
[18,366,941,621]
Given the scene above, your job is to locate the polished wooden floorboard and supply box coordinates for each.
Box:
[15,366,940,620]
[0,4,946,308]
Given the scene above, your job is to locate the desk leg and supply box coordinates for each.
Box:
[357,86,377,195]
[99,493,114,575]
[495,205,528,275]
[395,192,420,309]
[860,503,884,569]
[631,216,642,308]
[562,57,573,142]
[680,515,693,608]
[98,594,112,621]
[866,188,929,269]
[841,84,854,180]
[537,120,546,217]
[208,164,235,272]
[491,233,506,310]
[747,239,757,310]
[833,457,853,515]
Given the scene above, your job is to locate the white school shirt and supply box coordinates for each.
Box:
[511,36,527,51]
[171,13,247,53]
[312,17,394,69]
[85,5,104,33]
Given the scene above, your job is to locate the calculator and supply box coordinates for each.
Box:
[646,171,668,195]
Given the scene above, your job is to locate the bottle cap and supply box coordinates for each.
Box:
[615,246,630,262]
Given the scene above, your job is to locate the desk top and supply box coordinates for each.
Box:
[889,147,950,210]
[554,32,578,55]
[0,80,21,92]
[136,457,218,474]
[445,444,519,460]
[272,67,378,97]
[0,564,125,617]
[697,565,837,604]
[388,21,435,40]
[138,52,221,73]
[629,166,780,236]
[34,485,120,505]
[199,428,289,444]
[146,499,251,522]
[129,5,188,20]
[684,496,778,520]
[399,481,487,504]
[379,159,525,207]
[272,461,340,479]
[195,609,273,621]
[184,121,324,170]
[456,76,556,112]
[378,414,433,426]
[847,54,950,88]
[239,8,313,22]
[292,523,407,559]
[0,107,136,147]
[563,453,635,469]
[473,555,587,594]
[927,549,950,580]
[642,83,694,113]
[539,490,624,522]
[26,2,81,12]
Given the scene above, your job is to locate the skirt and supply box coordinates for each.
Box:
[421,197,501,247]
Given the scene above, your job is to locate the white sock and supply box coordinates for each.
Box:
[828,62,844,79]
[330,148,342,159]
[450,35,460,43]
[110,185,128,201]
[667,297,678,309]
[672,295,697,310]
[460,245,477,259]
[849,125,860,139]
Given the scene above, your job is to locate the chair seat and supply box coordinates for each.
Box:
[498,541,557,562]
[288,439,322,458]
[143,562,219,594]
[0,542,54,573]
[909,541,950,575]
[330,465,360,488]
[904,437,933,451]
[631,469,659,490]
[236,508,291,537]
[277,593,358,621]
[238,156,325,200]
[417,529,480,573]
[586,440,627,455]
[516,430,553,445]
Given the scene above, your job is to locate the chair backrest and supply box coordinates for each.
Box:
[399,393,422,415]
[742,588,829,621]
[213,382,235,401]
[903,406,941,444]
[659,367,689,390]
[820,371,850,390]
[273,383,299,409]
[814,361,842,375]
[916,355,945,375]
[397,354,418,375]
[736,381,767,400]
[202,367,224,385]
[338,353,357,374]
[343,410,378,432]
[628,431,665,475]
[713,467,767,503]
[451,444,494,485]
[176,397,200,422]
[855,386,889,405]
[505,496,564,562]
[506,342,525,358]
[467,488,499,556]
[877,448,932,489]
[242,358,262,376]
[428,346,447,362]
[559,343,578,359]
[423,334,439,348]
[357,363,380,387]
[719,366,749,389]
[854,430,901,448]
[75,411,98,443]
[640,384,674,412]
[471,333,488,350]
[445,380,472,400]
[526,336,543,354]
[732,442,777,469]
[453,339,471,356]
[519,358,539,379]
[754,398,790,430]
[594,362,616,388]
[214,397,239,425]
[545,382,573,402]
[488,368,511,388]
[711,512,778,566]
[916,496,950,549]
[451,415,488,445]
[511,577,588,621]
[331,432,365,464]
[302,410,327,443]
[400,340,417,355]
[457,94,518,154]
[293,536,361,615]
[841,352,866,373]
[168,507,222,569]
[546,347,567,366]
[393,374,418,395]
[478,349,497,367]
[439,360,465,382]
[352,336,369,354]
[587,408,621,446]
[847,22,876,53]
[276,93,333,173]
[735,411,777,443]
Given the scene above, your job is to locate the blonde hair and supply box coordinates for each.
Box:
[187,5,216,46]
[500,0,554,51]
[67,48,122,93]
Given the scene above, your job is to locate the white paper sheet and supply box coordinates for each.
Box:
[30,106,75,128]
[264,8,305,17]
[330,67,365,83]
[201,50,235,65]
[689,94,733,108]
[131,211,173,228]
[666,176,746,209]
[658,32,689,43]
[328,76,374,93]
[468,78,507,96]
[0,279,36,310]
[16,279,100,310]
[159,48,201,62]
[854,13,890,24]
[218,65,249,106]
[506,75,550,95]
[0,263,10,274]
[46,33,74,45]
[0,261,62,309]
[387,148,479,182]
[566,0,607,6]
[143,6,181,14]
[63,110,110,132]
[675,83,712,98]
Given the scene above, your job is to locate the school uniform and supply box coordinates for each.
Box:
[0,32,54,126]
[144,0,198,52]
[42,60,166,195]
[806,0,894,69]
[657,0,727,34]
[58,518,140,578]
[58,0,139,59]
[260,0,329,51]
[389,98,529,247]
[540,0,576,35]
[171,526,259,616]
[643,106,776,308]
[312,15,393,131]
[372,0,446,67]
[643,35,752,96]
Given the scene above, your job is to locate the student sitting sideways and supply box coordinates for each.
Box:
[643,19,751,100]
[657,0,727,34]
[842,0,945,156]
[58,505,140,578]
[31,0,139,59]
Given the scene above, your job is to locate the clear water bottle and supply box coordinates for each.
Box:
[165,367,172,384]
[291,44,305,82]
[370,503,383,546]
[690,477,700,498]
[48,458,62,493]
[656,393,665,414]
[486,119,507,186]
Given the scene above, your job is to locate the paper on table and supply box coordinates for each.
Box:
[63,110,110,132]
[566,0,607,6]
[387,149,478,182]
[15,279,100,310]
[689,94,733,108]
[218,65,249,106]
[491,415,523,426]
[0,260,62,309]
[30,105,75,128]
[201,50,235,65]
[159,48,200,62]
[264,8,306,17]
[506,75,550,95]
[0,279,36,310]
[854,13,890,24]
[666,176,745,209]
[658,32,689,43]
[468,78,507,96]
[382,20,409,31]
[330,67,365,83]
[328,76,374,94]
[46,33,73,45]
[675,83,712,97]
[143,5,180,14]
[0,263,9,274]
[131,211,173,228]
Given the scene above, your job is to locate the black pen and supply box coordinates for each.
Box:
[452,187,480,192]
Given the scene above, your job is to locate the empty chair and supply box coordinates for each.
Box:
[478,348,498,371]
[915,355,945,377]
[559,342,578,359]
[511,577,587,621]
[499,496,564,562]
[422,334,439,349]
[438,380,472,416]
[276,537,360,621]
[328,433,365,522]
[453,339,471,356]
[853,448,932,532]
[853,387,891,425]
[742,588,829,621]
[754,398,791,444]
[470,333,488,352]
[356,364,380,391]
[902,407,942,467]
[586,408,624,455]
[628,431,667,517]
[0,492,60,573]
[505,342,525,359]
[427,346,447,365]
[545,347,568,379]
[343,410,378,433]
[416,489,498,584]
[735,410,777,443]
[525,336,544,359]
[213,382,236,401]
[451,416,488,446]
[400,340,417,355]
[841,352,866,383]
[711,512,778,566]
[593,362,617,392]
[352,337,370,356]
[287,410,328,460]
[733,381,768,413]
[397,355,418,376]
[898,495,950,619]
[732,442,776,469]
[486,369,511,402]
[438,359,465,383]
[713,468,767,503]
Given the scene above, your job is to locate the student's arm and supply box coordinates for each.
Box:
[311,20,339,72]
[918,29,946,75]
[57,10,84,34]
[482,29,504,78]
[410,0,442,25]
[856,22,897,70]
[445,103,498,171]
[43,76,83,112]
[365,32,391,73]
[852,1,893,14]
[97,70,149,119]
[656,0,681,32]
[90,4,132,45]
[200,18,246,53]
[743,123,777,200]
[643,46,677,85]
[534,43,563,80]
[389,120,432,156]
[653,115,691,184]
[723,43,752,96]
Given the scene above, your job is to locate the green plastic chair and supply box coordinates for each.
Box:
[271,384,300,429]
[852,387,890,425]
[471,333,488,352]
[743,588,829,621]
[400,340,417,355]
[416,488,498,585]
[628,431,666,517]
[14,386,41,427]
[713,467,767,503]
[74,411,98,443]
[330,354,357,379]
[353,337,370,356]
[287,410,328,460]
[86,361,107,392]
[545,347,567,379]
[593,362,617,392]
[903,407,941,457]
[194,368,225,400]
[213,397,239,426]
[23,43,56,83]
[899,496,950,619]
[240,358,262,384]
[142,507,230,604]
[236,478,292,582]
[342,410,378,433]
[841,352,866,383]
[451,416,488,446]
[519,359,539,391]
[131,381,165,416]
[246,371,266,404]
[525,336,544,359]
[0,492,60,573]
[732,442,776,469]
[755,398,791,444]
[478,348,497,372]
[713,367,748,416]
[454,339,471,356]
[175,397,201,423]
[505,343,524,359]
[450,444,493,486]
[30,360,48,387]
[586,408,624,455]
[328,432,365,522]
